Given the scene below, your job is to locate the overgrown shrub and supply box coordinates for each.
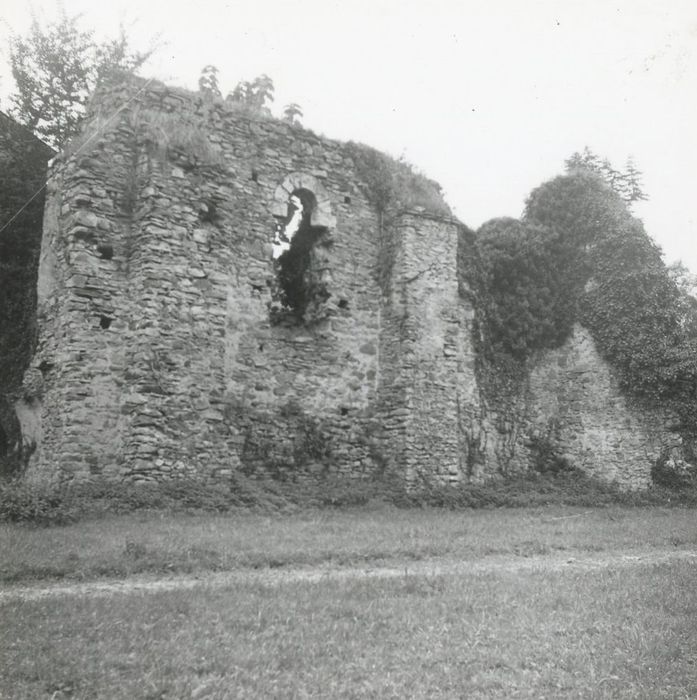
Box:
[462,170,697,448]
[346,142,450,217]
[0,115,53,477]
[464,217,577,363]
[137,108,224,168]
[2,466,697,526]
[528,434,572,474]
[651,452,697,490]
[0,480,78,525]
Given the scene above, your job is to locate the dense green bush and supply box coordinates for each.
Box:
[0,115,54,465]
[0,480,78,525]
[526,173,697,436]
[0,478,236,525]
[462,169,697,455]
[464,217,577,363]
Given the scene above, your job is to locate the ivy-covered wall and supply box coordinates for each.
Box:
[461,172,697,489]
[0,112,54,475]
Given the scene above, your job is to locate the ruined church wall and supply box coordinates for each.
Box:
[21,79,683,491]
[24,81,405,483]
[524,324,680,489]
[25,118,137,482]
[377,213,480,486]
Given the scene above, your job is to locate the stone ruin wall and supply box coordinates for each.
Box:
[525,325,683,490]
[15,80,685,490]
[20,80,476,486]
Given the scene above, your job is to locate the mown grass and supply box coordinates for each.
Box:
[1,559,696,698]
[1,506,696,584]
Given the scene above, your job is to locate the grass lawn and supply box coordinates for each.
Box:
[1,559,696,698]
[1,506,696,698]
[1,505,696,583]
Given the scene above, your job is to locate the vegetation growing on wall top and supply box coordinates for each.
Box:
[346,142,451,218]
[137,108,225,168]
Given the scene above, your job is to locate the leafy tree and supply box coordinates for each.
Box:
[283,102,303,125]
[666,261,697,338]
[0,114,54,474]
[198,64,222,99]
[466,217,575,362]
[249,74,274,113]
[225,74,275,114]
[524,169,631,247]
[668,261,697,300]
[622,157,648,206]
[226,82,248,104]
[466,165,697,451]
[564,147,648,207]
[525,170,697,433]
[7,10,154,149]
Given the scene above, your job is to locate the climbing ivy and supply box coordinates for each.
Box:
[0,114,53,475]
[463,168,697,441]
[465,217,577,362]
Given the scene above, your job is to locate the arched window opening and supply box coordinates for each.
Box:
[271,188,330,321]
[272,188,315,259]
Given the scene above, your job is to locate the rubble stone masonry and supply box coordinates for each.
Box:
[16,80,685,490]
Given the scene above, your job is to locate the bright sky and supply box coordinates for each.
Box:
[1,0,696,270]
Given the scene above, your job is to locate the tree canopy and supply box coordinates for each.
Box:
[564,146,648,208]
[7,10,154,149]
[465,156,697,440]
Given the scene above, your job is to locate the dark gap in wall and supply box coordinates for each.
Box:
[251,170,259,182]
[99,315,113,330]
[344,195,351,204]
[340,407,349,416]
[273,188,327,318]
[37,360,54,374]
[73,229,97,244]
[198,200,218,223]
[96,243,114,260]
[276,226,316,313]
[338,298,349,309]
[250,283,264,293]
[258,343,264,352]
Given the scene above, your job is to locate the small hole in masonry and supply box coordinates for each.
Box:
[338,299,349,309]
[96,243,114,260]
[251,170,259,182]
[99,315,113,329]
[344,195,351,204]
[340,407,349,416]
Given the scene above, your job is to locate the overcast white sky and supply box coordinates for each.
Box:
[1,0,696,270]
